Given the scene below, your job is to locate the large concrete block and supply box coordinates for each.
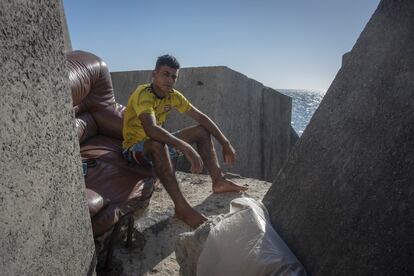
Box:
[111,70,153,105]
[111,67,292,181]
[262,87,292,181]
[59,0,72,52]
[263,1,414,275]
[0,1,95,275]
[169,67,265,180]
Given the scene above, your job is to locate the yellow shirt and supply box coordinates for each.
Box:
[122,83,192,149]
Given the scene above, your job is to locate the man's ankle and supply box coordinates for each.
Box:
[211,174,225,184]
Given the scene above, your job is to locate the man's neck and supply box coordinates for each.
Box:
[150,83,165,99]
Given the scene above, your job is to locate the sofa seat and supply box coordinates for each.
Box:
[80,135,154,236]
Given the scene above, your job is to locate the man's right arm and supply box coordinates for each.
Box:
[139,113,203,173]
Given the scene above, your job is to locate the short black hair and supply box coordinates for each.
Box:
[155,54,180,70]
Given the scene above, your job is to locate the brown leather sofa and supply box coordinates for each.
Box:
[66,50,155,239]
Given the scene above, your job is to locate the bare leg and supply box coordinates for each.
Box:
[176,125,248,193]
[144,140,207,228]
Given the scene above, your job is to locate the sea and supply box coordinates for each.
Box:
[278,89,326,136]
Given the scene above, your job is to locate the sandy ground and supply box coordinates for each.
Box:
[110,171,272,276]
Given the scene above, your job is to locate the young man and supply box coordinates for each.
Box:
[122,55,247,228]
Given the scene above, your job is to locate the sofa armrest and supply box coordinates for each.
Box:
[86,188,109,218]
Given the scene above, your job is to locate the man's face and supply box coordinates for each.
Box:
[152,65,179,96]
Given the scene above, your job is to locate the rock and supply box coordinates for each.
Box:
[263,1,414,275]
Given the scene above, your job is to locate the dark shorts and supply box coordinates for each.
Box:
[122,133,182,167]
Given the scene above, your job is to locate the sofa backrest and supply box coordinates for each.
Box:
[67,50,125,142]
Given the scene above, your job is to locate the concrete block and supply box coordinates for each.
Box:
[262,87,292,181]
[0,1,95,275]
[58,0,71,52]
[111,70,152,105]
[263,0,414,275]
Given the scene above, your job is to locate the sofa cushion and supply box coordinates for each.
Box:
[90,183,153,237]
[92,103,125,141]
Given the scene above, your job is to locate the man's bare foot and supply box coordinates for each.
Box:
[175,206,207,228]
[212,178,248,193]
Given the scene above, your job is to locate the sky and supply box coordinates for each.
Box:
[63,0,380,92]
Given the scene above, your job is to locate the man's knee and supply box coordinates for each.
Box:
[145,140,167,155]
[195,125,211,141]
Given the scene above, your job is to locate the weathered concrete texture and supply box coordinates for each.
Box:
[111,67,292,181]
[0,1,95,275]
[111,70,153,105]
[59,0,72,52]
[290,125,299,148]
[263,1,414,275]
[262,87,292,181]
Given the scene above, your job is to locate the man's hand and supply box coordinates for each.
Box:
[185,107,237,167]
[222,143,236,166]
[181,144,204,173]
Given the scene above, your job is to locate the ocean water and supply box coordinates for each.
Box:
[279,89,326,136]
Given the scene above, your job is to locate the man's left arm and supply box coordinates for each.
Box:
[185,106,236,165]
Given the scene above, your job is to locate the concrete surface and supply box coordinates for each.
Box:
[111,172,272,276]
[59,0,72,52]
[0,1,95,275]
[263,1,414,275]
[111,67,292,182]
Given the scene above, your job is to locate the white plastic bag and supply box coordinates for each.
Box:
[197,197,307,276]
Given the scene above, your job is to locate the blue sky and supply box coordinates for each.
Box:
[63,0,380,91]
